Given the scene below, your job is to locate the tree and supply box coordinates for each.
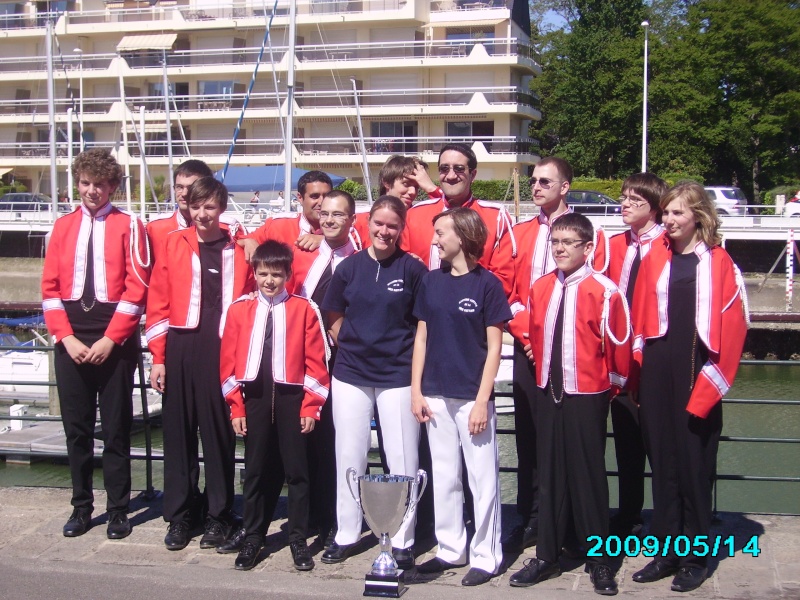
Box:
[530,0,649,177]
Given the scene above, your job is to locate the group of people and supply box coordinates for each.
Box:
[41,144,747,595]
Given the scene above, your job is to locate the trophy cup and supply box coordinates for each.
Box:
[346,468,427,598]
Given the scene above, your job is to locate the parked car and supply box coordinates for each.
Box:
[565,190,620,215]
[704,186,748,217]
[0,192,69,213]
[783,191,800,217]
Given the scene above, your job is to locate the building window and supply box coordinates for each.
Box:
[370,121,418,154]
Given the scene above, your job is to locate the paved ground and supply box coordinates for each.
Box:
[0,486,797,599]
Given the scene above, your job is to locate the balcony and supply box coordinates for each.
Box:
[0,86,539,120]
[0,136,540,162]
[0,38,538,76]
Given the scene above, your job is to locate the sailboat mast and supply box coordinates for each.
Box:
[46,20,58,215]
[283,0,296,212]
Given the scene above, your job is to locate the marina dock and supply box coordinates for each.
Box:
[0,486,796,599]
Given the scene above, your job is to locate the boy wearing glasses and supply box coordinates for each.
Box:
[605,173,668,539]
[509,212,630,596]
[404,143,515,297]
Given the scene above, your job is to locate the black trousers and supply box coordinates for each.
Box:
[610,393,646,523]
[308,392,337,534]
[162,327,235,524]
[242,385,311,543]
[54,335,137,513]
[535,388,610,567]
[640,343,722,570]
[512,341,539,527]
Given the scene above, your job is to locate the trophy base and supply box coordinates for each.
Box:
[364,570,407,598]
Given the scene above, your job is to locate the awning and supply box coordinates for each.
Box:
[424,19,505,28]
[116,33,177,52]
[0,167,12,177]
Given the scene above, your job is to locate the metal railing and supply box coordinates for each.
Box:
[1,341,798,513]
[0,37,537,74]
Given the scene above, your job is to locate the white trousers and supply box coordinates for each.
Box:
[425,395,503,574]
[332,377,421,548]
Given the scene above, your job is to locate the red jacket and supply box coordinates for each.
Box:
[287,238,357,298]
[247,212,317,246]
[605,223,666,297]
[145,224,255,364]
[529,264,631,396]
[220,290,330,420]
[630,240,748,418]
[42,203,150,345]
[146,210,245,266]
[404,189,516,296]
[507,208,607,344]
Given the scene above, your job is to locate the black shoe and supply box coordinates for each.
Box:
[461,567,494,586]
[415,556,466,574]
[502,524,538,552]
[164,521,191,551]
[632,559,678,583]
[509,558,561,587]
[200,516,233,549]
[290,539,315,571]
[392,547,415,570]
[590,565,618,596]
[235,538,262,571]
[217,527,247,554]
[63,508,92,538]
[321,541,357,564]
[670,566,708,592]
[106,511,131,540]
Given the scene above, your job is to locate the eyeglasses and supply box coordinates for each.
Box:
[174,184,189,192]
[438,164,469,175]
[319,211,350,221]
[619,194,650,208]
[530,177,561,189]
[549,238,588,248]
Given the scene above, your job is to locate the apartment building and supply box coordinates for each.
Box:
[0,0,540,199]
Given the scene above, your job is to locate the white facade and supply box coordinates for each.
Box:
[0,0,540,198]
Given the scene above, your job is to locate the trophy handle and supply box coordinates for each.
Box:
[405,469,428,517]
[345,466,362,513]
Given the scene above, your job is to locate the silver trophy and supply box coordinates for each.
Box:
[346,468,427,598]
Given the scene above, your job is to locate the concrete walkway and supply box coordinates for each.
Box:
[0,486,796,599]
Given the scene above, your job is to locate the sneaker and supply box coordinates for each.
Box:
[63,508,92,538]
[164,521,191,551]
[199,516,233,549]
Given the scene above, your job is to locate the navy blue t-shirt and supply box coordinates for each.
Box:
[414,265,512,400]
[322,248,428,388]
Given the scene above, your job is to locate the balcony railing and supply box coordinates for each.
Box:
[0,136,540,160]
[0,38,538,74]
[0,86,539,117]
[0,0,413,31]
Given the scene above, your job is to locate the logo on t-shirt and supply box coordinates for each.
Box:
[458,298,478,313]
[387,279,404,293]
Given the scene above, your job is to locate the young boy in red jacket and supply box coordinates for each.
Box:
[510,212,631,596]
[220,240,330,572]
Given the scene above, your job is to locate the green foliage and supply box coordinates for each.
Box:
[569,177,624,199]
[335,179,368,203]
[0,182,28,196]
[763,184,800,206]
[529,0,800,202]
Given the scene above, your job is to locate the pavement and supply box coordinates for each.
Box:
[0,486,797,599]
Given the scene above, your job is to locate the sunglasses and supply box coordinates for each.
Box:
[438,164,469,175]
[530,177,561,189]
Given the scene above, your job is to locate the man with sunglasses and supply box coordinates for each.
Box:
[604,173,668,541]
[504,156,608,554]
[404,143,516,297]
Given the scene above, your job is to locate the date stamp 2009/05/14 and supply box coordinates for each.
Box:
[586,535,761,558]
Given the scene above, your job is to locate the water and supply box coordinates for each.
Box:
[1,365,798,514]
